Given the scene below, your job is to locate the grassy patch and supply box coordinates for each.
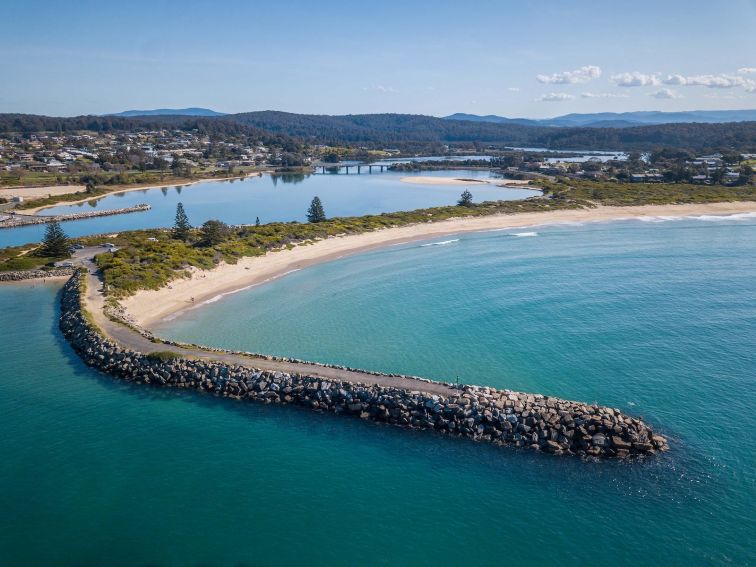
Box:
[541,179,756,206]
[146,351,182,362]
[0,243,64,272]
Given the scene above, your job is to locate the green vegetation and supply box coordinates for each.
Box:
[306,196,326,223]
[38,221,70,257]
[172,202,192,241]
[0,244,61,272]
[146,351,183,362]
[2,178,751,291]
[540,179,756,206]
[458,189,474,207]
[200,220,231,246]
[91,196,568,295]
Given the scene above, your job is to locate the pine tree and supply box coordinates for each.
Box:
[200,220,230,246]
[306,196,326,223]
[39,220,70,257]
[458,189,474,207]
[172,202,192,241]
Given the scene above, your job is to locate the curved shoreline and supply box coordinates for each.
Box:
[61,271,669,459]
[122,202,756,328]
[23,172,264,214]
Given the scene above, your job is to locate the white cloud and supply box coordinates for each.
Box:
[662,73,755,91]
[362,85,398,93]
[737,67,756,74]
[536,65,601,84]
[649,88,683,99]
[661,73,756,93]
[610,72,661,87]
[507,87,520,92]
[581,92,630,99]
[536,92,575,102]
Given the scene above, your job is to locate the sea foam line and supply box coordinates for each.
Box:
[420,239,459,247]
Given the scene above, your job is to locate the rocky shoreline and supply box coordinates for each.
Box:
[0,204,151,228]
[60,271,668,459]
[0,267,75,281]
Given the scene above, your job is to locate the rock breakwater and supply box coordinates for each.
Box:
[0,204,151,229]
[59,271,668,459]
[0,267,75,281]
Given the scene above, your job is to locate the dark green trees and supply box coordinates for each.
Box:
[458,189,474,207]
[200,220,230,246]
[172,202,192,241]
[306,196,326,223]
[39,220,70,257]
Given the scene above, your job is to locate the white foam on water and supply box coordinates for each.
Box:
[689,212,756,222]
[633,212,756,224]
[420,239,459,247]
[512,232,538,237]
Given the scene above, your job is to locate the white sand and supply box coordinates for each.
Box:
[0,185,85,200]
[400,176,534,187]
[121,202,756,328]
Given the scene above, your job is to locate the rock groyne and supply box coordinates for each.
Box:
[0,267,75,281]
[59,271,668,459]
[0,204,151,229]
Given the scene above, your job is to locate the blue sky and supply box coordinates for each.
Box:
[3,0,755,117]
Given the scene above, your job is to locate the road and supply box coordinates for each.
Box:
[69,246,456,396]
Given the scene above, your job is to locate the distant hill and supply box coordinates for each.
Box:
[227,111,756,152]
[2,111,755,153]
[445,109,756,128]
[444,113,540,127]
[110,107,226,117]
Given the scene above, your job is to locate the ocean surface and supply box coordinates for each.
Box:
[2,215,755,565]
[0,169,537,248]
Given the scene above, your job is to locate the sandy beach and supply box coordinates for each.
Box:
[0,184,85,200]
[120,201,756,328]
[400,176,534,187]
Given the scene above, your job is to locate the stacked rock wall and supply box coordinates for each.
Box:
[0,204,151,228]
[59,272,668,459]
[0,267,75,281]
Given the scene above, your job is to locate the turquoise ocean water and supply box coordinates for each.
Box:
[1,214,754,565]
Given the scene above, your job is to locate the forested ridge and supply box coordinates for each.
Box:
[2,111,754,153]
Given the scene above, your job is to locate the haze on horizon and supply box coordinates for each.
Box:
[3,0,755,118]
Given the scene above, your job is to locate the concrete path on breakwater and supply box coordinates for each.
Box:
[70,247,456,396]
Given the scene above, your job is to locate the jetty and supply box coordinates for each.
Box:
[59,265,668,460]
[0,204,151,229]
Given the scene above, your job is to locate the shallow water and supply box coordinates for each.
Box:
[0,169,536,247]
[1,216,754,565]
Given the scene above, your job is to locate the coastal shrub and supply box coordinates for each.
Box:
[26,178,754,297]
[147,351,182,362]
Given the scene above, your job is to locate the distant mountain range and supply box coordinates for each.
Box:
[110,107,226,117]
[3,109,755,153]
[445,109,756,128]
